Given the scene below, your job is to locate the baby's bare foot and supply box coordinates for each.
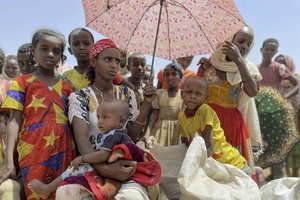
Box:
[28,179,51,199]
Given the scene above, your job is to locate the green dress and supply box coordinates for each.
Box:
[255,86,299,168]
[281,85,300,170]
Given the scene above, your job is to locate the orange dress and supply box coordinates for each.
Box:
[2,74,75,199]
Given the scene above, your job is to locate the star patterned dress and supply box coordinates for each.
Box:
[1,74,75,199]
[0,78,11,103]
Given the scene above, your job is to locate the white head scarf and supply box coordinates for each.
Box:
[210,26,262,86]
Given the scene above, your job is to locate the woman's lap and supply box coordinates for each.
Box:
[55,181,149,200]
[114,181,149,200]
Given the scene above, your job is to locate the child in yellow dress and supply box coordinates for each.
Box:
[179,76,250,172]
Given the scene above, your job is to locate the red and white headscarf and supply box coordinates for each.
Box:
[90,38,119,60]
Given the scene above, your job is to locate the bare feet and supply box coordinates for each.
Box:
[28,179,51,199]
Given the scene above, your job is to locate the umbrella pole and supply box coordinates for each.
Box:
[149,0,164,81]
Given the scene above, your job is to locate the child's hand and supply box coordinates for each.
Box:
[143,82,157,103]
[70,155,83,170]
[241,162,252,176]
[181,136,190,147]
[0,163,16,184]
[206,147,213,158]
[197,57,211,69]
[145,136,156,149]
[252,145,260,153]
[221,41,242,63]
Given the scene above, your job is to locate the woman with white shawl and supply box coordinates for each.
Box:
[197,26,261,181]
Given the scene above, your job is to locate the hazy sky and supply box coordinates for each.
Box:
[1,0,300,77]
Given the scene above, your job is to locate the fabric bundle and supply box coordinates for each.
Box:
[177,134,261,200]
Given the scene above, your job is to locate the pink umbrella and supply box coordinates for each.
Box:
[82,0,245,78]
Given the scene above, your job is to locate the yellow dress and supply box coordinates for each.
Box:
[178,103,245,169]
[62,68,89,91]
[150,89,183,146]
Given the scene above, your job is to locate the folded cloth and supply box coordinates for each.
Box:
[110,143,162,186]
[260,177,300,200]
[58,171,120,200]
[55,183,94,200]
[84,170,121,200]
[58,143,160,200]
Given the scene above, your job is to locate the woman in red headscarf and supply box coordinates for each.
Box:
[56,38,157,200]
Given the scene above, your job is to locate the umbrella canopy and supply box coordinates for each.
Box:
[82,0,245,60]
[255,86,300,168]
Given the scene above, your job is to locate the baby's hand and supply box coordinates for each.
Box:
[143,83,157,103]
[70,155,83,170]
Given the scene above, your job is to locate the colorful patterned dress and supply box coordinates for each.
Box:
[61,68,126,92]
[0,79,11,104]
[1,74,75,199]
[257,62,299,168]
[255,86,299,168]
[281,81,300,173]
[0,79,11,166]
[61,68,89,91]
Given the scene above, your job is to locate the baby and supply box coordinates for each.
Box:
[29,99,160,199]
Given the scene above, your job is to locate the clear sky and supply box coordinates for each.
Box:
[1,0,300,78]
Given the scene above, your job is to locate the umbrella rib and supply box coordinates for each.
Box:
[106,0,127,8]
[86,0,127,27]
[168,0,215,51]
[124,1,161,49]
[164,3,172,59]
